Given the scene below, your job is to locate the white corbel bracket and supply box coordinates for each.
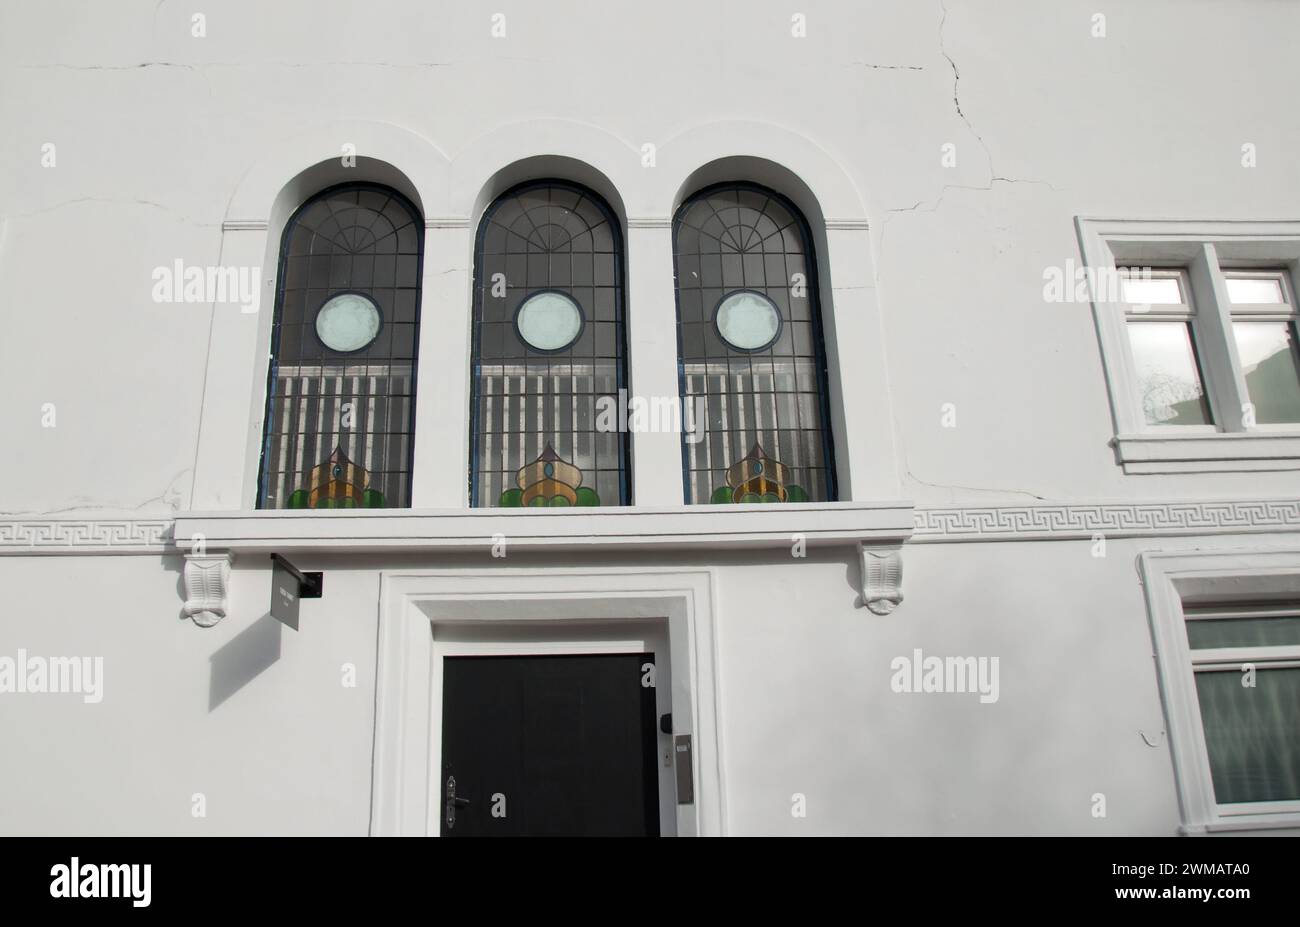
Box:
[859,543,903,615]
[183,552,233,627]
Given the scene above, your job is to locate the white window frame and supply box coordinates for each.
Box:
[1116,267,1217,431]
[1076,218,1300,473]
[1139,548,1300,834]
[1222,268,1300,432]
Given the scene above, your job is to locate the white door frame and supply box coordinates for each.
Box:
[369,566,725,836]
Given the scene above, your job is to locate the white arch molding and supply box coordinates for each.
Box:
[193,117,899,512]
[652,126,893,501]
[224,120,451,224]
[221,117,871,232]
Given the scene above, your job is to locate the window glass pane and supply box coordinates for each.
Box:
[1195,667,1300,804]
[1225,276,1286,305]
[259,185,422,510]
[1121,275,1183,305]
[1126,321,1212,425]
[515,292,583,352]
[715,291,782,351]
[1233,321,1300,424]
[1186,616,1300,649]
[673,184,836,504]
[470,182,628,507]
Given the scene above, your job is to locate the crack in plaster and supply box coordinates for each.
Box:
[903,469,1050,503]
[3,196,217,229]
[0,468,191,517]
[938,0,992,174]
[876,4,1063,256]
[851,62,926,71]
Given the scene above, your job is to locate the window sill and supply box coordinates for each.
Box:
[1113,432,1300,473]
[1182,813,1300,835]
[174,501,915,556]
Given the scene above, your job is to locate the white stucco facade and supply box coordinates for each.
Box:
[1,0,1298,836]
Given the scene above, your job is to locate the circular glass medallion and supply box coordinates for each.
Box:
[714,290,782,352]
[515,290,583,352]
[315,292,382,353]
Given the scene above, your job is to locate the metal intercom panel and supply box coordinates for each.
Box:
[674,734,694,804]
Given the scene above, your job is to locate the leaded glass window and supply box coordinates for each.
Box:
[257,182,423,509]
[673,183,837,504]
[470,181,630,507]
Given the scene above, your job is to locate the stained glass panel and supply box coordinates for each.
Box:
[673,183,837,504]
[258,183,422,510]
[470,181,629,507]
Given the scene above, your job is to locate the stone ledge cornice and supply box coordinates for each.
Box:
[172,502,914,555]
[2,497,1298,555]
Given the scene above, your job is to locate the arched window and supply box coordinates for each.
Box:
[673,182,837,504]
[470,180,630,507]
[257,182,423,509]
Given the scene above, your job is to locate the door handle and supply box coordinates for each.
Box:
[444,774,471,830]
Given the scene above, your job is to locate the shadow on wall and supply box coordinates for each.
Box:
[209,613,282,711]
[843,555,863,609]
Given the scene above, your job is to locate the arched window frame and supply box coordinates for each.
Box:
[672,180,839,505]
[256,180,425,510]
[468,179,632,508]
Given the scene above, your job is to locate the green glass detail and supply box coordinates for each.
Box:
[498,486,600,506]
[785,485,809,503]
[499,488,524,507]
[709,486,733,504]
[362,489,385,508]
[287,489,310,509]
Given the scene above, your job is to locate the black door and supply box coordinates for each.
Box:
[440,653,661,836]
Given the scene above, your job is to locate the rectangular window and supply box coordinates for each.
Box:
[1141,550,1300,833]
[1184,602,1300,812]
[1121,271,1185,307]
[1076,219,1300,472]
[1224,270,1300,425]
[1126,322,1213,425]
[1119,269,1213,426]
[1226,277,1284,304]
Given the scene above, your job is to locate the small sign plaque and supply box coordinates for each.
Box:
[270,555,321,630]
[271,558,301,629]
